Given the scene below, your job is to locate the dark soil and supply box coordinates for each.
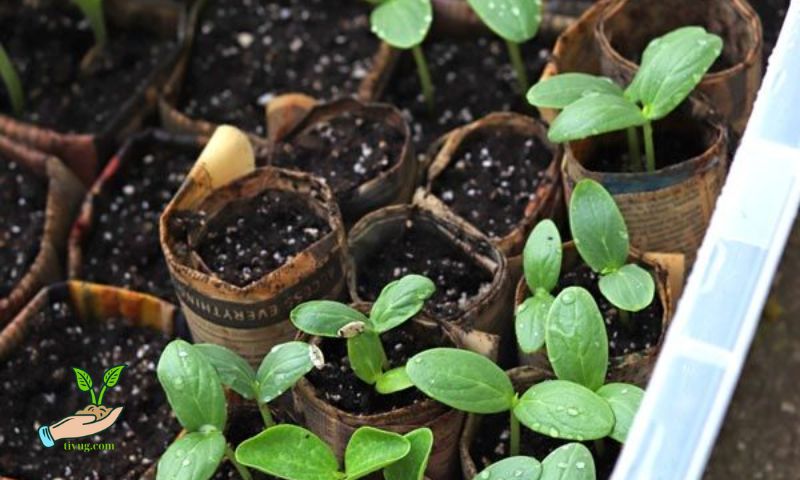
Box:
[173,190,331,287]
[272,112,404,195]
[471,412,621,479]
[81,139,200,304]
[212,408,275,480]
[0,300,179,479]
[355,219,494,319]
[750,0,790,69]
[431,129,553,238]
[179,0,378,136]
[0,0,174,133]
[382,35,551,159]
[307,321,442,414]
[557,264,663,358]
[0,156,46,298]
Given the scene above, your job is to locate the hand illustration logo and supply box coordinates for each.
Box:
[38,365,127,448]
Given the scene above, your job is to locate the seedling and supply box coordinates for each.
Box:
[527,26,722,172]
[156,339,252,480]
[73,0,108,48]
[291,274,435,394]
[235,424,433,480]
[0,43,24,116]
[473,443,597,480]
[195,341,324,427]
[465,0,542,93]
[368,0,435,111]
[72,364,126,406]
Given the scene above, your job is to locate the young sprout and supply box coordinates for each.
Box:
[73,0,108,47]
[235,424,433,480]
[527,26,722,172]
[465,0,542,94]
[156,340,252,480]
[291,274,435,394]
[368,0,435,111]
[473,443,597,480]
[0,43,24,116]
[195,341,324,428]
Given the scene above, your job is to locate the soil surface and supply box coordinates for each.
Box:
[0,300,179,479]
[307,321,442,414]
[431,129,553,238]
[179,0,378,136]
[355,219,494,320]
[81,139,199,304]
[383,35,552,159]
[556,264,663,358]
[0,0,174,133]
[173,190,331,287]
[0,156,46,298]
[272,112,404,195]
[471,412,621,479]
[751,0,790,68]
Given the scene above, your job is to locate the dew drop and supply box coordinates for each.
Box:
[181,459,191,467]
[414,358,423,364]
[567,408,579,416]
[561,292,576,305]
[576,462,586,470]
[481,472,490,479]
[178,350,188,358]
[549,427,560,437]
[558,462,568,469]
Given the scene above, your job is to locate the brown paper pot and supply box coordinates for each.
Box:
[348,204,512,340]
[0,0,185,186]
[293,315,465,480]
[267,97,418,225]
[514,242,684,387]
[561,98,728,266]
[161,166,348,365]
[419,112,562,268]
[595,0,762,135]
[0,136,85,328]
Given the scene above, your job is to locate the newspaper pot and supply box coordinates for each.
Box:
[0,281,178,480]
[514,242,684,387]
[266,96,417,225]
[0,136,84,328]
[561,98,727,266]
[0,0,186,186]
[419,112,562,272]
[293,313,465,480]
[158,0,399,138]
[595,0,762,135]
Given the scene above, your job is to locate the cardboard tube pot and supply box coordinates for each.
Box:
[418,112,562,273]
[0,0,186,186]
[160,127,348,365]
[0,136,85,328]
[293,313,465,480]
[514,242,684,387]
[267,97,418,225]
[595,0,762,135]
[561,98,728,265]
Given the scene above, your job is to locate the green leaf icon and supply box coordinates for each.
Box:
[103,365,127,388]
[73,367,93,391]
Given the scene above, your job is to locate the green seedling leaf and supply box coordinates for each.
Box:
[102,365,126,388]
[516,290,554,354]
[291,300,369,338]
[72,367,93,391]
[157,339,227,432]
[527,73,623,109]
[345,426,410,479]
[348,331,387,385]
[546,287,608,391]
[407,348,515,414]
[369,274,435,333]
[156,430,225,480]
[236,425,340,480]
[257,341,323,404]
[523,219,562,293]
[466,0,542,43]
[370,0,433,49]
[473,456,542,480]
[597,383,644,443]
[0,44,24,116]
[384,428,434,480]
[548,93,645,143]
[514,380,614,441]
[569,178,629,273]
[195,344,257,400]
[598,263,656,312]
[375,366,414,395]
[540,443,595,480]
[627,26,723,120]
[72,0,108,47]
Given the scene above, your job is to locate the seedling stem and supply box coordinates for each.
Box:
[225,444,253,480]
[643,120,656,172]
[505,40,529,94]
[412,45,435,113]
[258,403,275,428]
[73,0,108,47]
[618,309,632,329]
[510,409,521,456]
[626,127,641,172]
[0,44,24,116]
